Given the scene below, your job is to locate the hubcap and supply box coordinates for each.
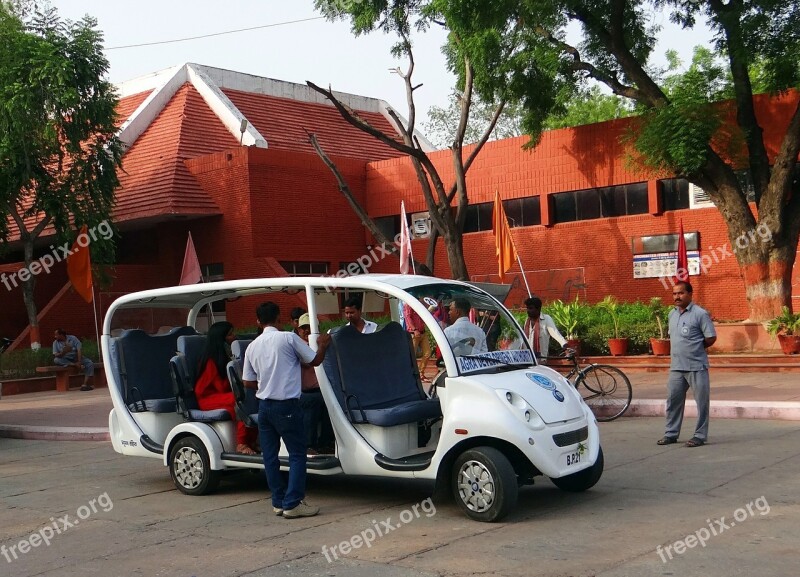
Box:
[457,459,495,512]
[173,446,204,489]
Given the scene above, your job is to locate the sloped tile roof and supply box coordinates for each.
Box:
[223,88,404,161]
[117,90,152,125]
[113,84,232,222]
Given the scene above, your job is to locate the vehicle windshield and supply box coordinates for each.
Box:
[406,283,534,375]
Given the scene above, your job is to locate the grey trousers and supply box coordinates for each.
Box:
[664,369,710,441]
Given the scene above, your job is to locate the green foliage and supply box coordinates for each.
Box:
[546,298,586,339]
[0,5,123,254]
[424,90,523,149]
[543,85,634,130]
[766,306,800,336]
[648,297,671,339]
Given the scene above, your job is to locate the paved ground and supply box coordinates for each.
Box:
[1,417,798,576]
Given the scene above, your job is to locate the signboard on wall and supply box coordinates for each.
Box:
[633,250,701,279]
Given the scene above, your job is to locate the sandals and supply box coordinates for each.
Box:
[685,437,705,448]
[236,444,258,455]
[656,436,678,445]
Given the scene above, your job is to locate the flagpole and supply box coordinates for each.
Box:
[506,216,532,298]
[91,285,101,353]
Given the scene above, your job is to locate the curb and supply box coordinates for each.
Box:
[0,425,109,441]
[624,399,800,421]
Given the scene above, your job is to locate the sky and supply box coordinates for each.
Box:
[50,1,713,126]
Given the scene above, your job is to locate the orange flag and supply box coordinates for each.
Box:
[492,191,518,283]
[67,225,93,303]
[179,232,202,285]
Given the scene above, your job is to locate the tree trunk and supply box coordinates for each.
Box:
[734,231,796,322]
[444,232,469,280]
[21,238,41,349]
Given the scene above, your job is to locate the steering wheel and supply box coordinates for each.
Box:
[451,337,476,356]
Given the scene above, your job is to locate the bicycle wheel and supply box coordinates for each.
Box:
[576,364,632,422]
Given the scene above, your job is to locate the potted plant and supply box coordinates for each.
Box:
[766,306,800,354]
[547,298,584,355]
[598,296,629,356]
[648,297,671,356]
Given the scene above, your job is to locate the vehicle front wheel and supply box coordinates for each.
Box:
[169,436,221,495]
[550,446,604,492]
[452,446,517,522]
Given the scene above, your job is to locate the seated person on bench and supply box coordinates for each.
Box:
[444,298,488,355]
[52,328,95,391]
[195,321,258,455]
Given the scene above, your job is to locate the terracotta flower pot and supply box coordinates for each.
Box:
[650,338,671,356]
[566,338,582,356]
[777,334,800,355]
[608,338,629,356]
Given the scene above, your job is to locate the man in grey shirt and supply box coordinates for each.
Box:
[657,281,717,448]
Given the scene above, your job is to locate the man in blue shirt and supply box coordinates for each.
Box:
[52,329,94,391]
[657,281,717,448]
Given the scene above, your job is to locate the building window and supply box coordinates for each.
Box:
[660,178,691,211]
[374,215,401,241]
[463,202,494,233]
[554,182,649,223]
[279,261,329,276]
[503,197,541,227]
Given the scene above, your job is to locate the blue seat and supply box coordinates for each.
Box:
[109,326,198,413]
[227,339,257,427]
[322,322,441,427]
[169,335,230,423]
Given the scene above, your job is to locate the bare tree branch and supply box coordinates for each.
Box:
[306,131,431,275]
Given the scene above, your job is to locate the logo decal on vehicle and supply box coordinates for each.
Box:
[552,390,565,402]
[527,373,555,390]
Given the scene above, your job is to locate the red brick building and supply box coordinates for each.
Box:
[1,64,798,347]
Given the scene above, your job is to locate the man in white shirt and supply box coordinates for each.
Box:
[444,298,488,355]
[243,302,331,519]
[343,296,377,334]
[523,297,568,362]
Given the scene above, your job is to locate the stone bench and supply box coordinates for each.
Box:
[35,363,105,392]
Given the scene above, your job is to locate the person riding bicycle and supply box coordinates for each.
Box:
[523,297,569,363]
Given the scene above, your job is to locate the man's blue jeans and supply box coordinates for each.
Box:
[258,398,307,510]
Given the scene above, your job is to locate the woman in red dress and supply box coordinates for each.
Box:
[195,321,258,455]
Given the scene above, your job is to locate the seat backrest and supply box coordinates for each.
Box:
[230,339,253,362]
[177,335,207,385]
[112,326,197,405]
[328,322,424,411]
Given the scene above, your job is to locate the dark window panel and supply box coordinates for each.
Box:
[626,182,649,214]
[553,191,577,223]
[576,189,601,220]
[660,178,690,211]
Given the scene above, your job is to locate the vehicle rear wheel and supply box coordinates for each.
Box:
[169,436,221,495]
[452,446,517,522]
[551,446,604,492]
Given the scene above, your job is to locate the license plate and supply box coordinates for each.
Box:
[566,451,581,466]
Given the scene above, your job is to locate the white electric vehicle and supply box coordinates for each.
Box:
[103,274,602,522]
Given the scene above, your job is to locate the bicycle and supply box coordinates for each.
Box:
[556,350,633,422]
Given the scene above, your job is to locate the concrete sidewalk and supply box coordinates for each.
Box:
[1,368,799,441]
